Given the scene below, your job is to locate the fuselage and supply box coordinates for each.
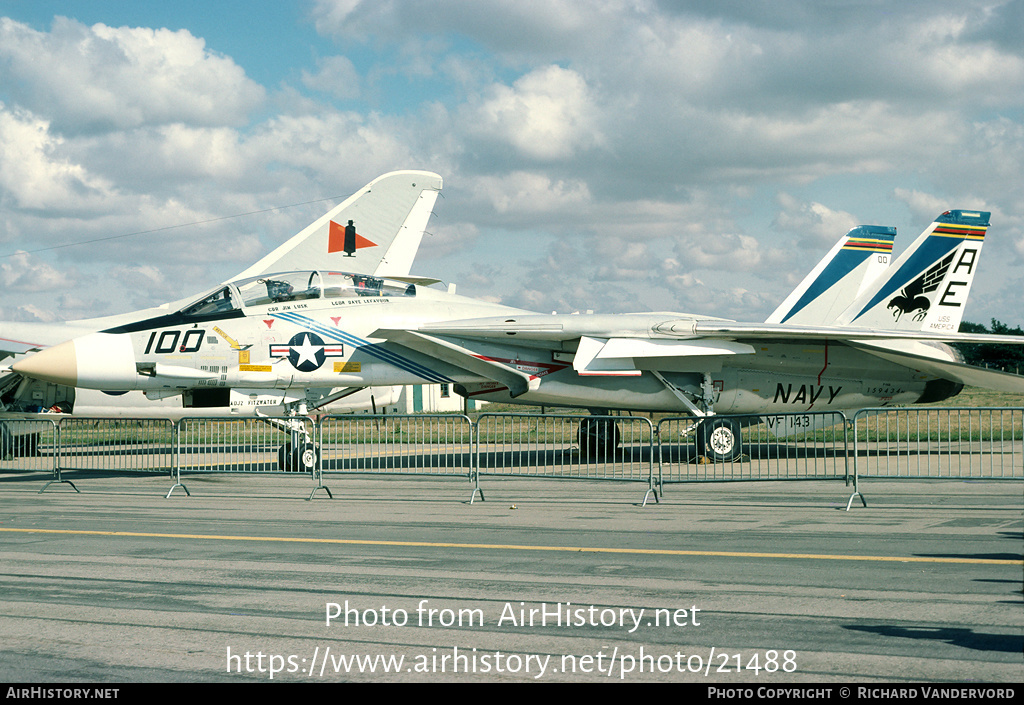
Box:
[14,270,962,416]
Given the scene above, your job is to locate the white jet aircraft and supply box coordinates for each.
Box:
[0,171,442,453]
[12,208,1024,466]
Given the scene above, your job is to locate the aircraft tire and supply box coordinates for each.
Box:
[0,426,36,459]
[697,417,742,462]
[278,442,319,472]
[298,442,320,473]
[277,444,291,471]
[19,432,40,457]
[577,417,620,461]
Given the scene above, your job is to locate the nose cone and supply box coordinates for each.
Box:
[12,333,138,390]
[12,339,79,386]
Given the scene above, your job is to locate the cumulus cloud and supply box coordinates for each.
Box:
[0,251,75,291]
[773,193,859,247]
[307,0,1024,193]
[678,231,765,271]
[0,303,59,323]
[464,65,602,161]
[73,125,248,188]
[0,105,115,212]
[893,188,956,224]
[302,55,361,99]
[0,17,265,133]
[1,3,1022,325]
[247,112,414,182]
[311,0,599,55]
[469,171,591,216]
[104,263,182,308]
[418,221,479,261]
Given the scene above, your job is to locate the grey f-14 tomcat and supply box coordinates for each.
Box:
[12,202,1024,465]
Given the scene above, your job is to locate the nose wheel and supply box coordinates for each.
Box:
[278,441,319,472]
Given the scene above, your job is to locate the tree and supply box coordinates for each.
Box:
[955,320,1024,372]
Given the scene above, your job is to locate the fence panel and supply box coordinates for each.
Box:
[176,417,316,474]
[852,407,1023,479]
[657,412,850,488]
[11,406,1020,496]
[318,414,474,476]
[1,417,58,473]
[56,418,174,473]
[474,413,654,483]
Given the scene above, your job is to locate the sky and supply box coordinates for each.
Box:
[1,0,1022,327]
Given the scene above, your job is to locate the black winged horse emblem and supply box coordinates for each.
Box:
[887,251,955,322]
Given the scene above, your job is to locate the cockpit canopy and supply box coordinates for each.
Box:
[179,270,417,317]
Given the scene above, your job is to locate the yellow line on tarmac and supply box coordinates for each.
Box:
[0,527,1019,565]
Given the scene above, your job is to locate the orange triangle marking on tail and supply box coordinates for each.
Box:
[328,220,378,253]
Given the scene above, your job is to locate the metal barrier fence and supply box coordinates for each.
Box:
[0,417,58,473]
[172,416,320,498]
[316,413,474,501]
[177,416,315,474]
[5,407,1021,502]
[474,413,656,502]
[657,412,850,492]
[318,414,474,475]
[56,418,175,474]
[851,407,1024,479]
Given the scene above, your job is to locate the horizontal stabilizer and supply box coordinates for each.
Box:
[849,340,1024,394]
[0,338,46,358]
[690,320,1024,346]
[0,322,84,360]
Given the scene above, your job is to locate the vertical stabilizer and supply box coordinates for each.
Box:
[232,170,443,280]
[767,225,895,324]
[836,210,989,332]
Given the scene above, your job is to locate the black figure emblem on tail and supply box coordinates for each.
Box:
[887,251,955,322]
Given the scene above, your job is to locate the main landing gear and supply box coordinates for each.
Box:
[651,370,744,462]
[577,416,621,461]
[574,413,744,463]
[695,416,743,463]
[0,426,40,460]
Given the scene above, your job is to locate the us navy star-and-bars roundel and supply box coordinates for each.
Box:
[271,333,344,372]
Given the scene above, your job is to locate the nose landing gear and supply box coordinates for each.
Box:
[278,441,320,472]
